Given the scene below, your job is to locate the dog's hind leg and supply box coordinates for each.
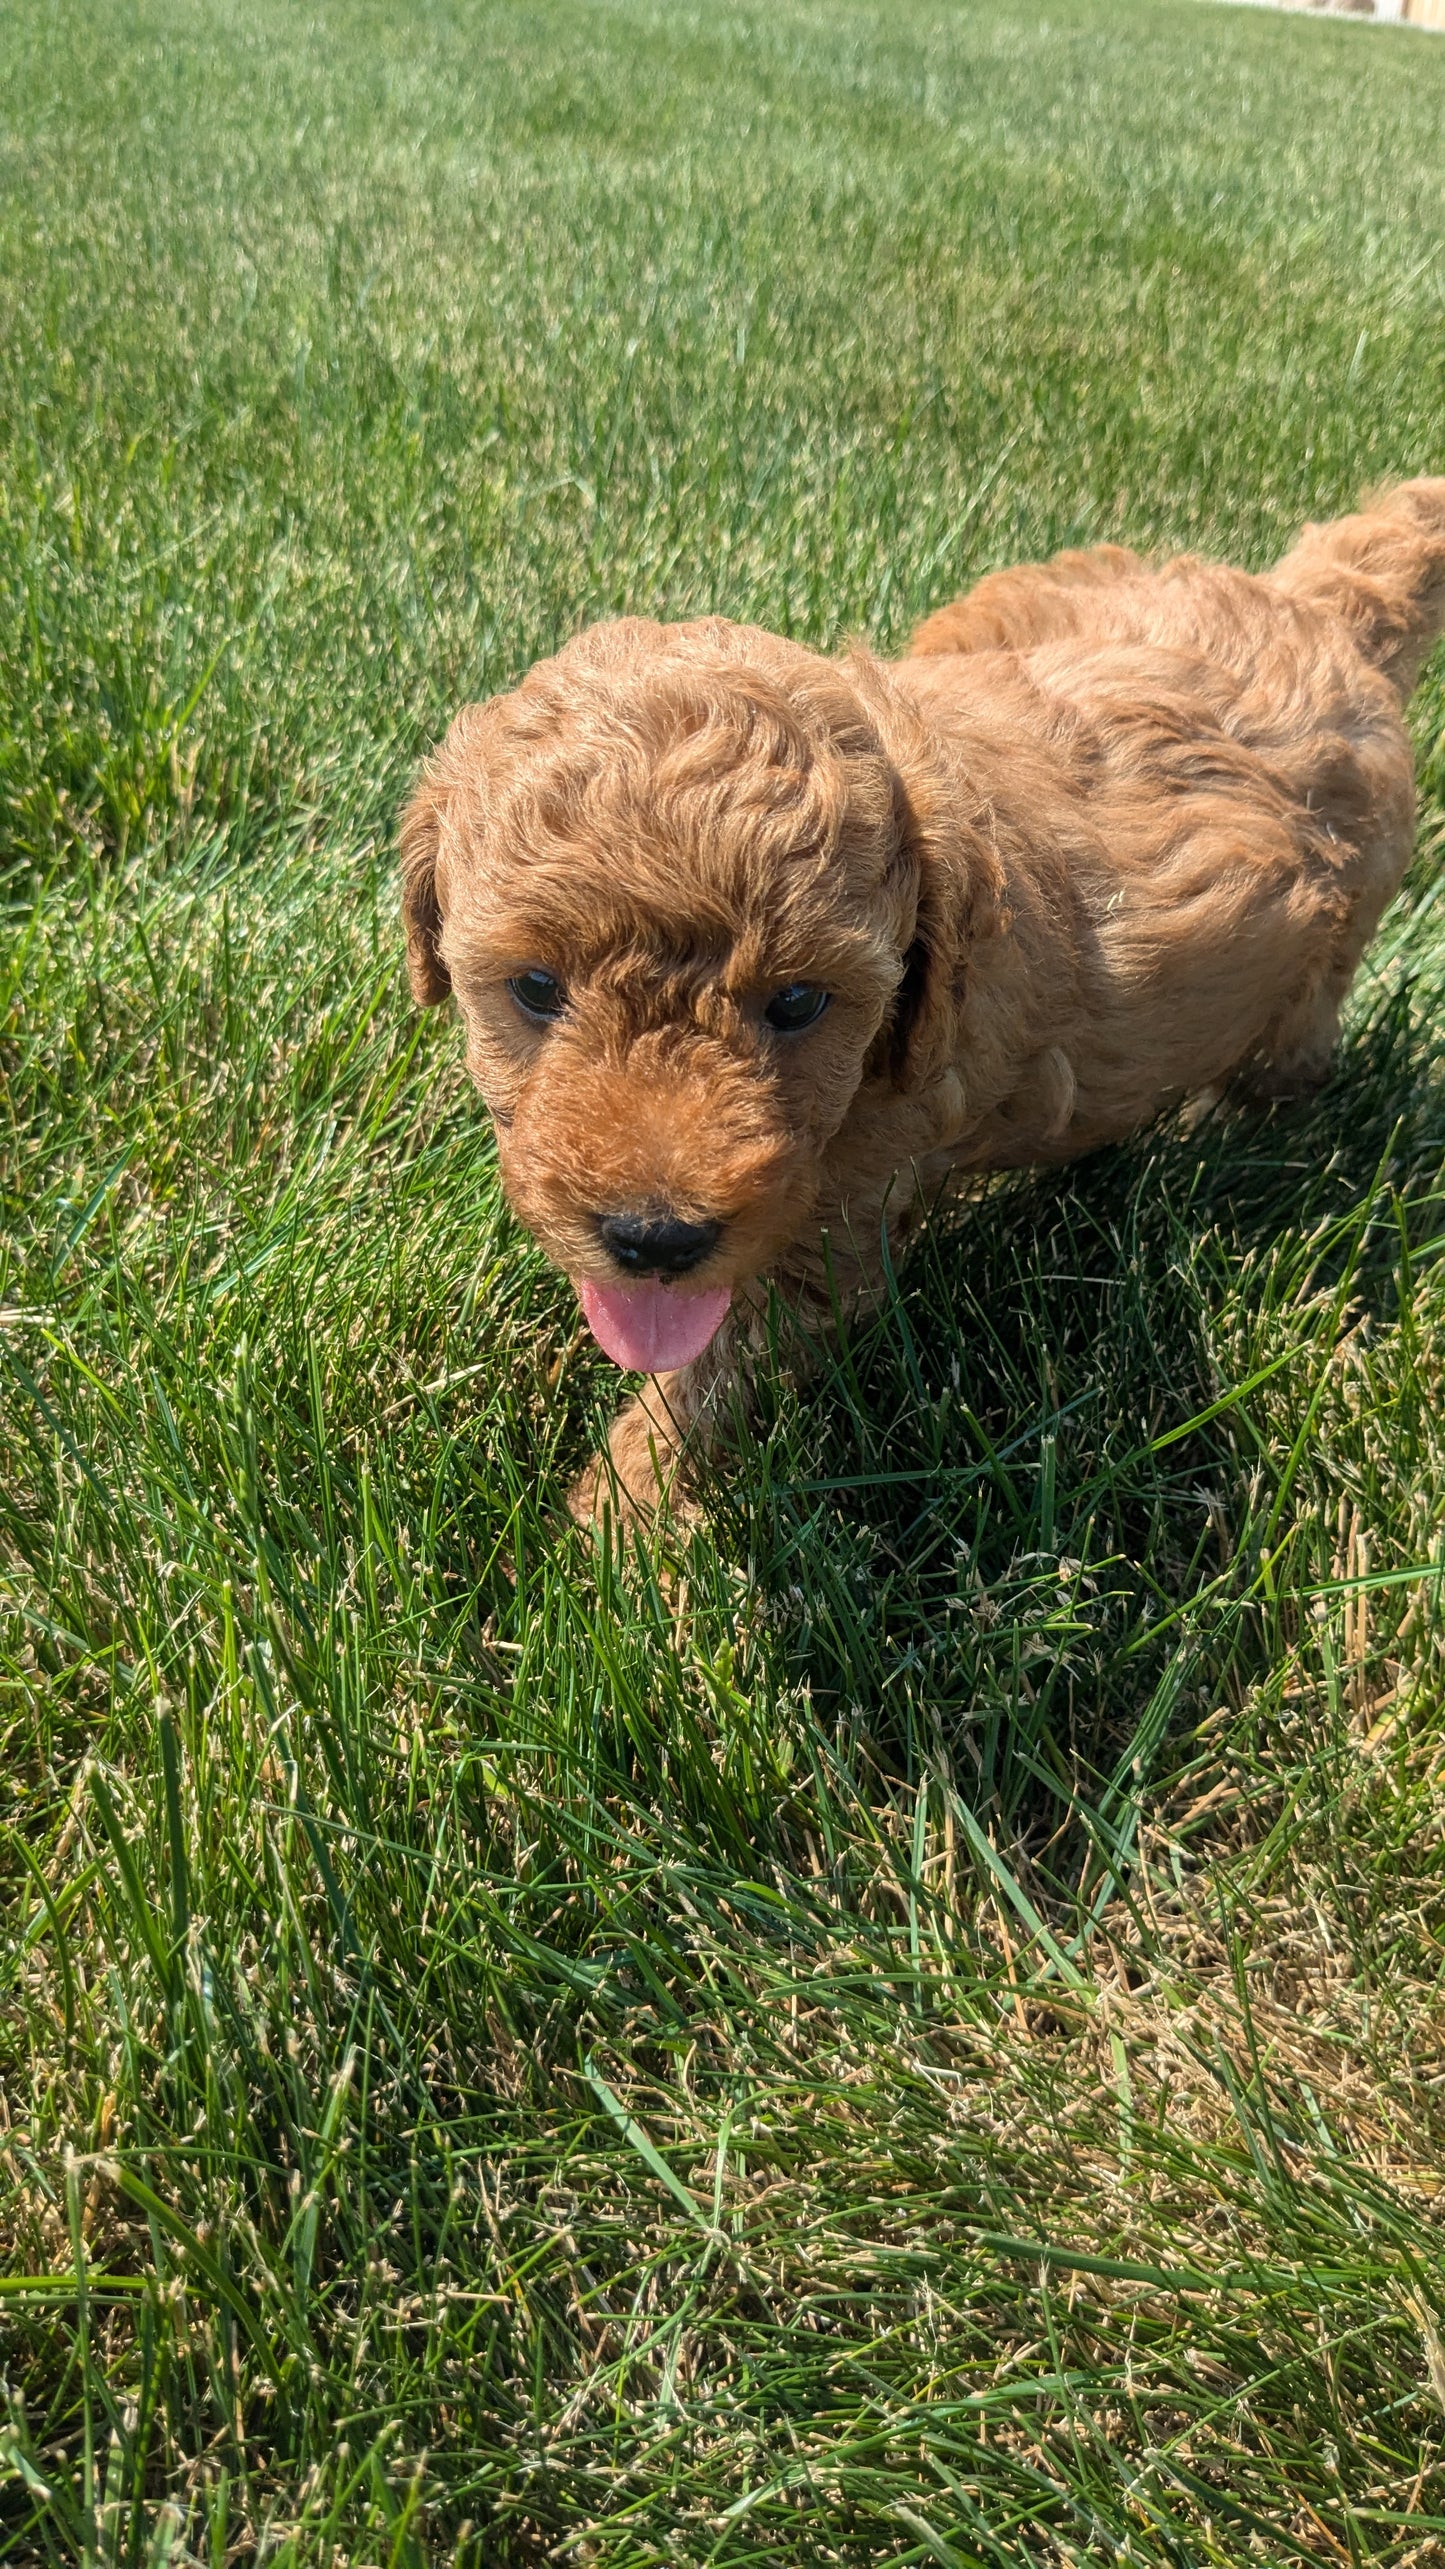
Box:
[1241,974,1347,1104]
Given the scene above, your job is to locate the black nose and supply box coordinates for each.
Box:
[598,1214,722,1277]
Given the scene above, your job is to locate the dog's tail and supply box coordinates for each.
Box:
[1270,476,1445,699]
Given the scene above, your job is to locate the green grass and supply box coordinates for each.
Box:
[3,0,1445,2557]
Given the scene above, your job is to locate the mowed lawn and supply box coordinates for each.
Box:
[4,0,1445,2558]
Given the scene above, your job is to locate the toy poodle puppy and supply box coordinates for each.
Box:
[401,478,1445,1525]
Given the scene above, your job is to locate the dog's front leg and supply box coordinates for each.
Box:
[567,1373,695,1532]
[567,1321,742,1535]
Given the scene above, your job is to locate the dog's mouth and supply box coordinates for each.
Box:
[578,1277,732,1374]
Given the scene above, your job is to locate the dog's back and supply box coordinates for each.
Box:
[895,481,1445,1148]
[911,478,1445,697]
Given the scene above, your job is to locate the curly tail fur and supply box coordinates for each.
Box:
[1270,476,1445,700]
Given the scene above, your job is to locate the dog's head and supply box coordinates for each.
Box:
[401,618,963,1371]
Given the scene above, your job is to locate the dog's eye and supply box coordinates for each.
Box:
[507,968,567,1023]
[764,982,829,1033]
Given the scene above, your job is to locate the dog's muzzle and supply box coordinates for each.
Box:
[597,1214,722,1277]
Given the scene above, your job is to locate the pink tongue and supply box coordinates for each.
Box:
[579,1278,732,1373]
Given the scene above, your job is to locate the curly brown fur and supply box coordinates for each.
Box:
[402,479,1445,1525]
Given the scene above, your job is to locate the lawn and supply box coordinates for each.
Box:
[3,0,1445,2558]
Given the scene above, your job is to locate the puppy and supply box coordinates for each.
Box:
[401,479,1445,1524]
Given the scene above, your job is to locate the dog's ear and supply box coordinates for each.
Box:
[883,773,972,1096]
[399,761,453,1006]
[842,647,978,1098]
[885,864,959,1093]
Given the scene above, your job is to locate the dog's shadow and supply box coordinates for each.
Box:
[713,977,1445,1850]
